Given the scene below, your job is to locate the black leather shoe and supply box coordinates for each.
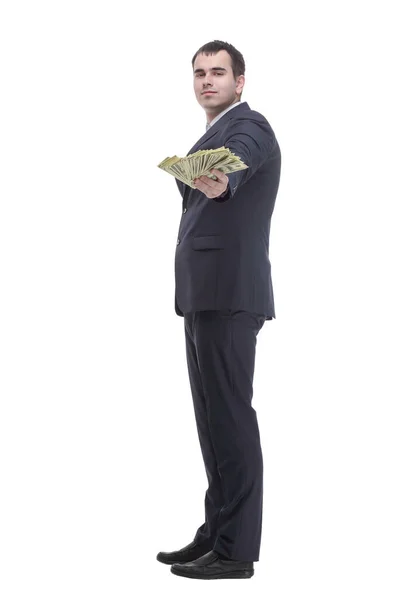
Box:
[156,539,214,565]
[170,550,254,579]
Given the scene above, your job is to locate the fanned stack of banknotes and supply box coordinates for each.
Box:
[157,146,248,189]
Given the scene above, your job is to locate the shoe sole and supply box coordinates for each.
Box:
[170,566,254,579]
[157,548,214,565]
[157,556,190,565]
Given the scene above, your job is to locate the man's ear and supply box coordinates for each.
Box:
[236,74,245,95]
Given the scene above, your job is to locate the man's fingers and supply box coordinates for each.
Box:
[193,171,228,198]
[198,172,225,188]
[211,168,228,181]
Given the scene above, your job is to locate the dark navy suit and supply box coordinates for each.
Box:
[173,101,281,561]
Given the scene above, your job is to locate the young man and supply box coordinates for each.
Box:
[157,40,281,579]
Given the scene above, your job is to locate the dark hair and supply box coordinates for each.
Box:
[191,40,245,98]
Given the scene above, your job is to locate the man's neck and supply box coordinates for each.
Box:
[206,98,240,124]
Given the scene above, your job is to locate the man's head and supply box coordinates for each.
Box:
[192,40,245,123]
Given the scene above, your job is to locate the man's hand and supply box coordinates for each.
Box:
[193,169,229,198]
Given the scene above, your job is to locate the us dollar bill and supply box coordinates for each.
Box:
[157,146,248,189]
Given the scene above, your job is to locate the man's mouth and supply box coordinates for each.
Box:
[202,91,217,95]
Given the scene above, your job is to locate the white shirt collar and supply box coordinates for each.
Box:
[205,101,242,131]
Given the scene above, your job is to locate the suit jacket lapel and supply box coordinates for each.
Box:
[175,102,250,198]
[186,102,250,156]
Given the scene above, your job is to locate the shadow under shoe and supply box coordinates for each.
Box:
[157,539,214,565]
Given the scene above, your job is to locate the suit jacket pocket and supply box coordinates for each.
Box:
[192,235,224,250]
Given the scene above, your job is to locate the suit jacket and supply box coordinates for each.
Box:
[174,101,281,319]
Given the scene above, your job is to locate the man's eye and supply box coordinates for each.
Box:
[195,73,224,77]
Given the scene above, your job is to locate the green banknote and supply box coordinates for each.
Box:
[157,146,248,189]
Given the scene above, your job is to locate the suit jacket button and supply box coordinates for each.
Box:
[177,239,180,245]
[183,208,187,213]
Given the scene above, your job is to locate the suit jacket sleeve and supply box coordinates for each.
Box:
[213,116,277,203]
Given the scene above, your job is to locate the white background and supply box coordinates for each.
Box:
[1,1,399,598]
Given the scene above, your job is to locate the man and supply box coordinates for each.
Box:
[157,40,281,579]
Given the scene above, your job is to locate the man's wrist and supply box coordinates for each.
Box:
[218,184,229,198]
[213,182,230,203]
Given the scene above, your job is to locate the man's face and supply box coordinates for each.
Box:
[193,50,245,121]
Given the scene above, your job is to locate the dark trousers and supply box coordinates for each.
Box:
[183,309,266,561]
